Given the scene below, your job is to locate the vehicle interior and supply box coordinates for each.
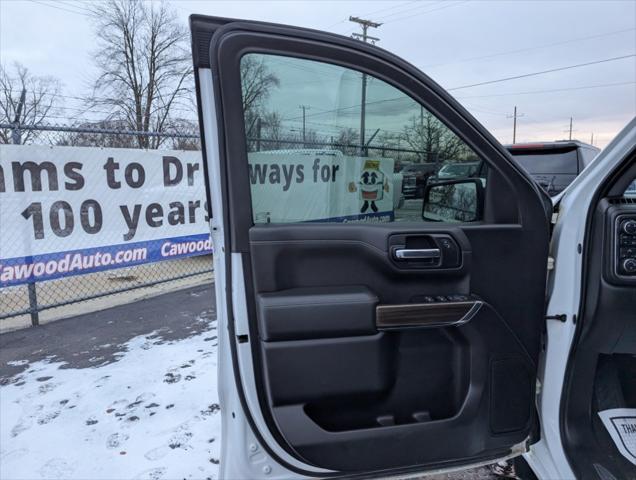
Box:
[560,156,636,479]
[192,16,552,476]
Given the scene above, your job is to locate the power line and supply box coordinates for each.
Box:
[424,27,636,69]
[25,0,90,16]
[380,1,454,23]
[448,54,636,91]
[56,0,93,15]
[360,0,422,19]
[282,77,634,124]
[455,81,636,99]
[462,103,508,116]
[325,0,422,29]
[382,0,469,24]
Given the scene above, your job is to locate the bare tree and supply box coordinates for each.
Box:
[0,62,62,144]
[335,127,360,155]
[400,111,473,163]
[55,119,138,148]
[241,57,280,115]
[88,0,192,148]
[242,55,280,138]
[260,111,284,149]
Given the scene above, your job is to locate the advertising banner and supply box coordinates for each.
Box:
[248,151,395,223]
[0,145,211,287]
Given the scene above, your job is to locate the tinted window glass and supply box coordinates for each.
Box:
[509,149,578,175]
[240,53,486,224]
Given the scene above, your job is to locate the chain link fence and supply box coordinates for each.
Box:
[0,121,471,328]
[0,122,212,327]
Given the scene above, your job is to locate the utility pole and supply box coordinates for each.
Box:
[506,106,524,144]
[349,16,381,155]
[299,105,310,147]
[590,132,594,145]
[563,117,576,141]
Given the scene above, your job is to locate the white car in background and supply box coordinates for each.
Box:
[437,161,483,179]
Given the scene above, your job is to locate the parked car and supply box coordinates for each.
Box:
[400,162,437,198]
[437,161,483,179]
[506,140,599,196]
[191,14,636,480]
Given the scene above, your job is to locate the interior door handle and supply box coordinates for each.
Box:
[393,248,441,260]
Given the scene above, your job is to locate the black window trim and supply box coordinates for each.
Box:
[208,21,548,253]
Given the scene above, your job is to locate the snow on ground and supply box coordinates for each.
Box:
[0,316,220,480]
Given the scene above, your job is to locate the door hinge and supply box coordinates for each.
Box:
[547,256,555,270]
[546,314,567,322]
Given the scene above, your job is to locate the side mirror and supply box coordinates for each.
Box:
[422,179,483,222]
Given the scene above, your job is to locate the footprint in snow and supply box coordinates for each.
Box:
[167,429,194,451]
[38,382,57,394]
[106,432,129,449]
[143,445,170,461]
[201,404,220,416]
[163,371,181,384]
[37,410,61,425]
[11,419,33,438]
[133,467,166,480]
[86,416,99,426]
[38,458,74,479]
[0,447,29,463]
[11,404,44,437]
[128,392,156,408]
[106,398,128,412]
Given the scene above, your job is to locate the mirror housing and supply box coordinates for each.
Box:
[422,178,484,222]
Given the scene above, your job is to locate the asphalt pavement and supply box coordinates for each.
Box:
[0,284,215,384]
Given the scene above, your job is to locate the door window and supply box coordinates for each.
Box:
[240,53,486,224]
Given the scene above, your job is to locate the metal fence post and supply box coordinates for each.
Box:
[11,119,40,326]
[27,284,40,327]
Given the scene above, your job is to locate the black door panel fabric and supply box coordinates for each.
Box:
[249,224,541,471]
[191,15,550,475]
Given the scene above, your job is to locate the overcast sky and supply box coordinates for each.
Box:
[1,0,635,148]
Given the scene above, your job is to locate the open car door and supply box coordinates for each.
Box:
[191,15,551,478]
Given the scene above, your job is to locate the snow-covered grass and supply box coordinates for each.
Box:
[0,318,220,480]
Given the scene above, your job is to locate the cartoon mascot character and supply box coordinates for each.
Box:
[348,160,390,213]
